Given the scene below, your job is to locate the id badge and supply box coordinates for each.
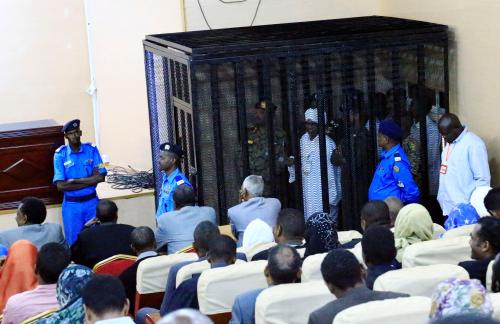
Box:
[440,164,448,174]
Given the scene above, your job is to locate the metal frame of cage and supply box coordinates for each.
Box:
[143,16,449,228]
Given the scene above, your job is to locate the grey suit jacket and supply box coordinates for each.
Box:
[0,223,66,249]
[156,205,216,254]
[229,288,265,324]
[228,197,281,245]
[308,286,408,324]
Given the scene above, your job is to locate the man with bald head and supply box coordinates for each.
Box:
[437,113,490,216]
[230,245,302,324]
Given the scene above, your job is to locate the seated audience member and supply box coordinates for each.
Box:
[157,309,213,324]
[230,245,302,324]
[429,278,493,321]
[384,196,403,227]
[253,208,306,261]
[242,219,274,248]
[71,199,135,268]
[0,197,66,249]
[304,211,340,258]
[0,240,38,314]
[394,203,434,262]
[83,275,133,324]
[342,200,391,249]
[2,242,71,323]
[308,249,407,324]
[135,221,221,324]
[38,264,94,324]
[361,226,400,289]
[458,217,500,286]
[156,185,216,254]
[228,175,281,245]
[491,253,500,292]
[165,235,237,313]
[444,203,480,230]
[485,187,500,217]
[119,226,158,313]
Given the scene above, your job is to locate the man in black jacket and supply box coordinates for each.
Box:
[71,199,134,268]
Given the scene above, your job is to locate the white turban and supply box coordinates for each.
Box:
[304,108,327,124]
[242,219,274,248]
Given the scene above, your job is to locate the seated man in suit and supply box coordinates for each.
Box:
[361,226,400,289]
[229,175,281,246]
[342,200,391,249]
[2,242,71,323]
[230,245,302,324]
[71,199,135,268]
[459,216,500,286]
[119,226,158,313]
[308,249,408,324]
[252,208,306,261]
[0,197,66,249]
[165,235,237,313]
[155,184,216,254]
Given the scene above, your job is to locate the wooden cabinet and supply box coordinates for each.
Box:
[0,120,64,210]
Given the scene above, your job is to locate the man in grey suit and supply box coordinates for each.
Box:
[156,185,216,254]
[0,197,66,249]
[228,175,281,246]
[308,249,408,324]
[230,245,302,324]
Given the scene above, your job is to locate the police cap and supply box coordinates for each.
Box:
[379,120,402,142]
[160,142,184,158]
[62,119,80,133]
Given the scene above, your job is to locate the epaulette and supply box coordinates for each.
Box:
[55,145,66,153]
[85,142,97,148]
[394,152,402,162]
[174,175,187,186]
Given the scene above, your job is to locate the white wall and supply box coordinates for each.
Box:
[185,0,380,30]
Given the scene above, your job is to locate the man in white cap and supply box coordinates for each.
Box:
[296,108,341,220]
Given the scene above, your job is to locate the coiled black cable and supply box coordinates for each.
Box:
[106,166,154,193]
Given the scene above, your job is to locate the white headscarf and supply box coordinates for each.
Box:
[470,186,493,217]
[242,219,274,248]
[304,108,327,124]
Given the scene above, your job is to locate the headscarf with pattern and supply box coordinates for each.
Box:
[429,278,493,321]
[304,212,340,257]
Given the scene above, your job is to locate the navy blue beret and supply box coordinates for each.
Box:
[379,120,402,141]
[62,119,80,133]
[160,142,184,157]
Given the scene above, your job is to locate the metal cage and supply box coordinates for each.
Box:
[143,16,449,229]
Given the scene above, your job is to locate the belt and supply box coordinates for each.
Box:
[65,192,97,203]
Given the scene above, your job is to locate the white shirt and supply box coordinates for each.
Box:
[437,128,490,215]
[95,316,135,324]
[300,133,341,219]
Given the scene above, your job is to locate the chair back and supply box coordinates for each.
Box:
[197,260,268,315]
[176,259,246,288]
[92,254,137,276]
[402,236,472,268]
[486,259,495,292]
[333,296,431,324]
[338,230,362,245]
[301,253,327,282]
[255,281,332,324]
[135,253,198,313]
[433,223,446,239]
[239,242,277,261]
[490,293,500,321]
[373,264,469,297]
[442,224,475,238]
[347,242,365,266]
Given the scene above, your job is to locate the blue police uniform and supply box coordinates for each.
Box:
[156,168,191,218]
[53,143,107,245]
[368,144,420,204]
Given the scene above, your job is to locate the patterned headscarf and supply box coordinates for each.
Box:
[394,203,434,262]
[429,278,493,321]
[444,203,480,231]
[304,212,340,257]
[38,264,94,324]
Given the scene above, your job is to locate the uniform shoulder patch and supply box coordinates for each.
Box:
[55,145,66,153]
[394,152,402,162]
[174,175,186,186]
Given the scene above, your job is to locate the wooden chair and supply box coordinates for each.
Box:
[145,312,161,324]
[92,254,137,276]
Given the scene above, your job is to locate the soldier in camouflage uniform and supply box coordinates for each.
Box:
[240,100,288,197]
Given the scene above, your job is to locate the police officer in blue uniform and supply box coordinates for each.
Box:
[53,119,107,245]
[368,120,420,204]
[156,142,191,218]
